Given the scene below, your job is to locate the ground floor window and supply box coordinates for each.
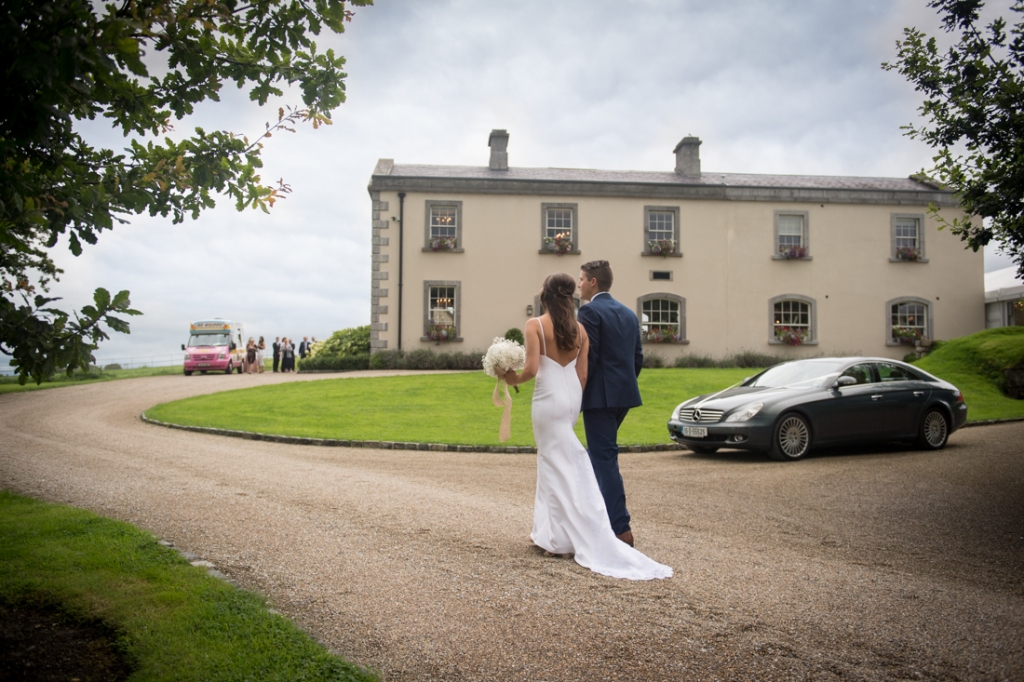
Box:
[637,293,686,343]
[770,294,816,345]
[888,297,930,345]
[423,281,461,343]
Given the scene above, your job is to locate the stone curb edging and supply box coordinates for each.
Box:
[158,540,237,586]
[139,414,687,454]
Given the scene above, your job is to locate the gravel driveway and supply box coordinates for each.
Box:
[1,371,1022,681]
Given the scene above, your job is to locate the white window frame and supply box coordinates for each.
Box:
[539,203,580,255]
[643,206,682,257]
[637,293,688,344]
[423,200,464,252]
[890,213,928,263]
[422,281,462,342]
[886,296,932,345]
[772,210,811,260]
[768,294,818,345]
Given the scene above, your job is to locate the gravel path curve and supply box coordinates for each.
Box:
[1,372,1022,681]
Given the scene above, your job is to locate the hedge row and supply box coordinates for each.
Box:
[297,354,371,372]
[368,348,483,370]
[300,349,813,373]
[640,350,804,369]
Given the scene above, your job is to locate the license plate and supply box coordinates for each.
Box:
[683,426,708,438]
[197,363,210,367]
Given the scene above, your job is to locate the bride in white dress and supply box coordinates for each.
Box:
[504,273,672,581]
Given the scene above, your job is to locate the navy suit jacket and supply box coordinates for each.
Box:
[578,292,643,411]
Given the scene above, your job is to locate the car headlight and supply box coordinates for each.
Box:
[218,353,226,360]
[184,353,190,361]
[725,402,763,422]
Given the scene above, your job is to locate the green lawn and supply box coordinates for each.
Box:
[145,369,755,447]
[0,491,376,682]
[914,326,1024,422]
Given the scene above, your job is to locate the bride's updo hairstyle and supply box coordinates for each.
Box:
[540,273,579,351]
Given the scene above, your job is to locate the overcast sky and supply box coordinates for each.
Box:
[38,0,1020,368]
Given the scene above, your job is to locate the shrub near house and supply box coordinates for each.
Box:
[299,326,371,371]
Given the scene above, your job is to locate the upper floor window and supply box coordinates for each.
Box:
[423,281,461,343]
[773,211,810,259]
[890,213,927,262]
[887,297,931,345]
[424,200,463,252]
[637,293,687,344]
[769,294,817,345]
[643,206,682,257]
[539,203,579,255]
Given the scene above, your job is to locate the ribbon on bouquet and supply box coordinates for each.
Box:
[491,379,513,442]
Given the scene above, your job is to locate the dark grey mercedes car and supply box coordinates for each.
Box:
[667,357,968,461]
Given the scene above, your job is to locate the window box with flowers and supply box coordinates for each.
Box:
[429,236,458,252]
[891,325,923,346]
[895,246,922,262]
[647,239,678,257]
[543,232,574,255]
[643,326,683,344]
[774,326,809,346]
[776,245,809,260]
[427,324,457,344]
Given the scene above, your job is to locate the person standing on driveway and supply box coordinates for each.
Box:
[577,260,644,548]
[272,337,281,372]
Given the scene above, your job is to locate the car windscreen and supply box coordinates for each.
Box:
[187,333,230,347]
[748,360,849,388]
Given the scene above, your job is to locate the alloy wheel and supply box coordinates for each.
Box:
[777,415,810,458]
[922,410,949,449]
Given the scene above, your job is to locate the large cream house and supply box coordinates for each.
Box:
[367,130,984,361]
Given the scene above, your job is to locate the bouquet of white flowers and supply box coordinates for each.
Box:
[482,337,526,442]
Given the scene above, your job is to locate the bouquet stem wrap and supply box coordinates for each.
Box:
[492,379,513,442]
[483,337,526,443]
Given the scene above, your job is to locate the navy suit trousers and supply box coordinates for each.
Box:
[583,406,631,535]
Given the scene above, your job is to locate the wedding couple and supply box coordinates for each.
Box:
[504,260,672,581]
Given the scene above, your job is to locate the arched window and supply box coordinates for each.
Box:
[769,294,817,345]
[637,293,687,344]
[887,297,932,345]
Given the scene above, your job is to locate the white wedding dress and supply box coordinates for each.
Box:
[530,319,673,581]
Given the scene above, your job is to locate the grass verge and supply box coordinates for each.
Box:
[0,491,377,682]
[0,365,184,394]
[145,368,755,447]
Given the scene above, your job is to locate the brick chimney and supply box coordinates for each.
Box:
[673,136,701,177]
[488,129,509,171]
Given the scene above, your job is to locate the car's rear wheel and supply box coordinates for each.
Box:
[916,408,949,450]
[768,413,811,461]
[236,364,243,374]
[688,445,719,455]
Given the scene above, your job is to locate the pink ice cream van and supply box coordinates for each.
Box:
[182,320,245,375]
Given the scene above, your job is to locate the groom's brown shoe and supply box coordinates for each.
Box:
[616,530,634,547]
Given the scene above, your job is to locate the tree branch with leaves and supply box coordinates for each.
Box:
[883,0,1024,278]
[0,0,370,383]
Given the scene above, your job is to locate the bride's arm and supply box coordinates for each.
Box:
[504,318,541,387]
[576,324,589,389]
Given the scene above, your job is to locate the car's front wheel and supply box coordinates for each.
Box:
[768,413,811,461]
[916,408,949,450]
[688,445,719,455]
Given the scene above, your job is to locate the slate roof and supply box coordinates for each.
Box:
[382,163,941,193]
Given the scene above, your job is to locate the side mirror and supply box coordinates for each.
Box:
[835,376,857,388]
[181,344,185,351]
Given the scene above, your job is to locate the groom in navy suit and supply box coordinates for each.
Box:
[577,260,643,547]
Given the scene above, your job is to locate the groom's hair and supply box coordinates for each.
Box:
[580,260,613,292]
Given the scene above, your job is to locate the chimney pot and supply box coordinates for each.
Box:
[673,135,701,177]
[489,129,509,171]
